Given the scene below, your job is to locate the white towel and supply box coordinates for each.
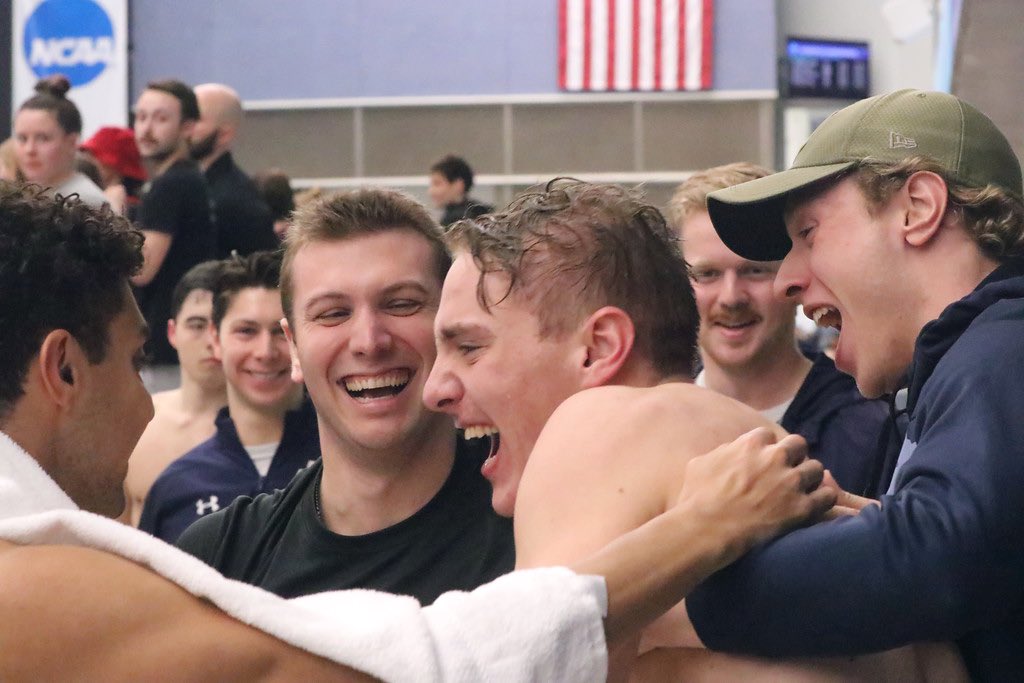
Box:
[0,433,609,682]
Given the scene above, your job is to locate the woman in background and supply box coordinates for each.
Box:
[13,75,107,207]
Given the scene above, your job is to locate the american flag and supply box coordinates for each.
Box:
[558,0,714,92]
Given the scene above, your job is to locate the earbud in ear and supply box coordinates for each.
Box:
[59,365,74,385]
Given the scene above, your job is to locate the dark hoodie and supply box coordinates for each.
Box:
[686,261,1024,682]
[781,352,890,496]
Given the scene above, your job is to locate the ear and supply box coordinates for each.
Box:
[37,329,83,410]
[166,318,178,349]
[577,306,635,389]
[210,322,223,363]
[281,317,304,383]
[900,171,948,248]
[219,124,237,147]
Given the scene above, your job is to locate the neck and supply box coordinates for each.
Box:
[226,389,298,447]
[702,343,812,411]
[146,147,186,178]
[44,168,76,189]
[177,375,227,416]
[317,417,457,536]
[199,148,228,173]
[910,239,1000,334]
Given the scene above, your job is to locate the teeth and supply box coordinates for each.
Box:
[248,370,283,379]
[464,425,499,440]
[344,370,410,392]
[809,306,841,328]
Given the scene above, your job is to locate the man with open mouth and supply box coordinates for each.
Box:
[685,89,1024,683]
[668,162,894,497]
[175,188,516,603]
[0,183,837,681]
[422,178,947,682]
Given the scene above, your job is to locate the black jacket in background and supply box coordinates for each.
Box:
[205,152,278,258]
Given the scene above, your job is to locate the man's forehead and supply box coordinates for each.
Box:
[136,90,180,113]
[181,288,213,307]
[439,254,542,332]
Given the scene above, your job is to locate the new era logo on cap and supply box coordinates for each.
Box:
[889,131,917,149]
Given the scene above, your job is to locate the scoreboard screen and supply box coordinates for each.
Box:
[785,37,870,100]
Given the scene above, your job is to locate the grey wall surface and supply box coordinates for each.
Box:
[129,0,776,101]
[776,0,935,95]
[953,0,1024,164]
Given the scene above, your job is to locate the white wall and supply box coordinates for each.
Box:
[776,0,936,94]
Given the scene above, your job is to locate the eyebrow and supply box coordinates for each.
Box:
[438,322,491,342]
[184,315,209,324]
[303,280,433,312]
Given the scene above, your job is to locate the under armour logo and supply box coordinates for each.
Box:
[195,496,220,515]
[889,131,917,149]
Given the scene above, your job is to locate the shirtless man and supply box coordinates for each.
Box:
[123,259,226,525]
[0,183,834,680]
[423,179,948,682]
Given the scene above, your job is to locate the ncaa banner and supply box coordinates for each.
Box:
[12,0,128,137]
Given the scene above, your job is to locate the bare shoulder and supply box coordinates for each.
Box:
[515,383,780,568]
[126,391,215,488]
[540,383,782,466]
[0,542,373,682]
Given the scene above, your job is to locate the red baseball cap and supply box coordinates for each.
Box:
[80,127,147,181]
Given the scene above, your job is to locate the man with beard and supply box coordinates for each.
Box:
[668,162,892,494]
[191,83,277,259]
[133,79,216,391]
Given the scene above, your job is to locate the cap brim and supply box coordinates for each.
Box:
[706,161,855,261]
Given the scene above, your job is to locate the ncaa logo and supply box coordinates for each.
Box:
[23,0,115,88]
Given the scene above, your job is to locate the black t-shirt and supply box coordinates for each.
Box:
[134,159,216,364]
[440,197,493,228]
[205,152,278,259]
[176,440,515,604]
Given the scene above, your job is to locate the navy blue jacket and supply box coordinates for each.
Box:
[781,352,890,495]
[139,401,319,544]
[687,262,1024,682]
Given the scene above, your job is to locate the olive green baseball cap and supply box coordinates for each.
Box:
[707,89,1023,261]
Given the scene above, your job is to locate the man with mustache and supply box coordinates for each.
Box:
[669,162,892,494]
[132,79,216,392]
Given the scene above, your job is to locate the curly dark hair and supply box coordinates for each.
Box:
[211,250,283,330]
[445,178,699,378]
[0,184,144,418]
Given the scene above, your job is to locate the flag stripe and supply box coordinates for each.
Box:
[701,0,713,88]
[614,0,632,90]
[606,0,616,89]
[684,0,702,89]
[560,0,712,91]
[558,0,568,90]
[582,0,593,90]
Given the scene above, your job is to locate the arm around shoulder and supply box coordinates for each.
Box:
[0,542,375,682]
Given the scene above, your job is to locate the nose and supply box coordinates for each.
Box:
[254,330,281,360]
[422,352,461,413]
[718,270,749,308]
[774,251,807,301]
[349,309,393,356]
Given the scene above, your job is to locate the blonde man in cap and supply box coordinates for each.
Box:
[685,90,1024,682]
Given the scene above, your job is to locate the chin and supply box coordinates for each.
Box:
[491,491,515,519]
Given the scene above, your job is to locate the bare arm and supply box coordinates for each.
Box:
[0,541,377,682]
[131,229,172,286]
[571,427,833,646]
[629,644,969,683]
